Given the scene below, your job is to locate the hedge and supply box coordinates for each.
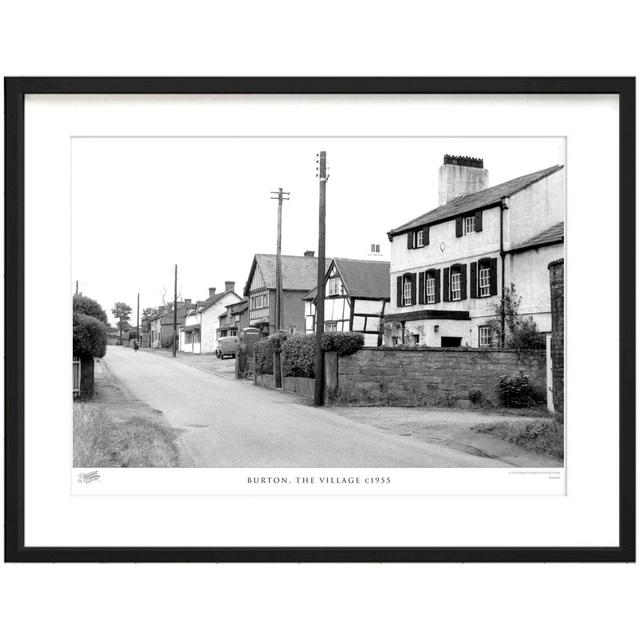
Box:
[73,312,108,358]
[254,333,288,375]
[320,332,364,356]
[282,334,316,378]
[255,331,366,378]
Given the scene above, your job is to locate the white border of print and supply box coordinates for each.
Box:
[24,94,618,548]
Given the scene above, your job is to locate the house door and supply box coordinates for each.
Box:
[441,336,462,347]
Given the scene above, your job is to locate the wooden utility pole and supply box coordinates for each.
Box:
[136,293,140,346]
[172,264,178,357]
[314,151,328,406]
[270,187,290,332]
[75,280,79,295]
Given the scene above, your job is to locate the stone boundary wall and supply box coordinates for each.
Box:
[283,376,315,400]
[332,347,546,407]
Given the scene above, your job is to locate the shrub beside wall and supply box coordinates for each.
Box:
[282,334,316,378]
[332,347,547,408]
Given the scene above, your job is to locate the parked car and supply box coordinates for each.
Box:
[216,336,238,359]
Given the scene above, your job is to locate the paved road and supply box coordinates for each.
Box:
[102,346,507,468]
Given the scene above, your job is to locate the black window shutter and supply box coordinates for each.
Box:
[443,267,450,302]
[470,261,478,298]
[423,224,430,245]
[434,269,441,303]
[489,258,498,296]
[418,271,425,305]
[474,210,483,232]
[407,232,414,250]
[460,264,467,300]
[455,217,463,237]
[396,276,403,307]
[410,273,417,305]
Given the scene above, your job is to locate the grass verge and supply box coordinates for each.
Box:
[472,419,564,460]
[74,403,182,467]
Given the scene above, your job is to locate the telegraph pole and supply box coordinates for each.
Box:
[314,151,328,406]
[172,264,178,357]
[270,187,290,332]
[136,292,140,348]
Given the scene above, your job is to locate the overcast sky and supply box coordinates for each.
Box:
[72,137,564,325]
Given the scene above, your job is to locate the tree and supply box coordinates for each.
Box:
[73,293,108,324]
[141,307,156,333]
[111,302,133,345]
[489,284,546,350]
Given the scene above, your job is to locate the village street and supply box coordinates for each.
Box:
[101,346,522,468]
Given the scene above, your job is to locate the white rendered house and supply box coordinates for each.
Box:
[386,155,565,347]
[180,281,242,354]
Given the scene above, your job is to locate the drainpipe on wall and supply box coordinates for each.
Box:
[499,198,508,347]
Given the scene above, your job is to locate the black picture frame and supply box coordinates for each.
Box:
[4,77,635,563]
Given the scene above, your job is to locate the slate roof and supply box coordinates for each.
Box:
[302,259,390,301]
[244,254,331,296]
[388,164,564,237]
[334,258,390,299]
[219,299,249,319]
[191,290,239,315]
[156,301,196,325]
[510,221,564,252]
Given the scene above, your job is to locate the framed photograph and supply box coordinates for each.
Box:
[4,77,635,562]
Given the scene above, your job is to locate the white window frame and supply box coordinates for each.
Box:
[328,277,342,296]
[450,271,461,301]
[479,325,492,347]
[325,321,338,332]
[426,274,436,304]
[403,277,412,306]
[415,229,425,248]
[479,266,491,297]
[464,216,474,235]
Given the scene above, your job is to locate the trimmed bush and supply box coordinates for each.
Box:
[73,312,107,358]
[254,333,288,375]
[498,371,534,408]
[282,334,316,378]
[73,293,108,324]
[320,332,364,356]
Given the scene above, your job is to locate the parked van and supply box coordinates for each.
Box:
[216,336,238,359]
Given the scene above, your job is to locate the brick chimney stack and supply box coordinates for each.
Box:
[208,287,216,297]
[224,280,235,292]
[304,250,315,257]
[184,298,192,306]
[438,155,489,205]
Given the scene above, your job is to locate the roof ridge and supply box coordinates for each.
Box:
[389,164,564,236]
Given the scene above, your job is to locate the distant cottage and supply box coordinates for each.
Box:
[386,155,565,347]
[180,282,242,354]
[149,299,195,348]
[243,252,329,336]
[303,258,390,346]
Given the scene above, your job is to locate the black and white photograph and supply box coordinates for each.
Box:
[72,136,566,472]
[5,78,632,564]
